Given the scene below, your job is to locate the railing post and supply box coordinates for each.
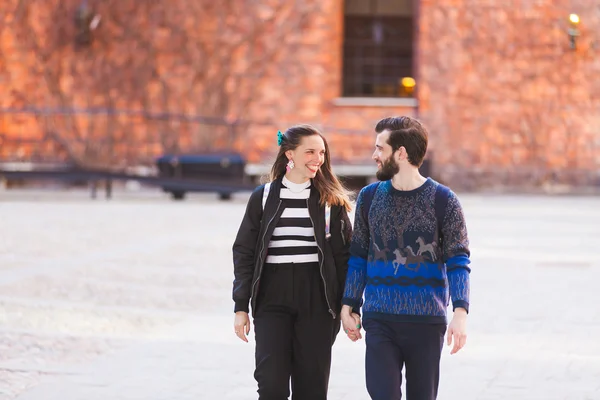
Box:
[105,178,112,199]
[90,180,98,199]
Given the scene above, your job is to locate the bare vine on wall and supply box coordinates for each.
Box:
[2,0,319,168]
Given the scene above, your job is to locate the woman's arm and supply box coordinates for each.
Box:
[232,186,264,313]
[330,205,352,301]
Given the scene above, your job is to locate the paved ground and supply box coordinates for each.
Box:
[0,188,599,399]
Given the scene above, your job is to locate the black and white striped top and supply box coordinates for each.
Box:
[265,176,319,265]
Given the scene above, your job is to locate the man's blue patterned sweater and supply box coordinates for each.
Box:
[342,178,471,323]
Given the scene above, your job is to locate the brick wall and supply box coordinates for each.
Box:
[0,0,417,169]
[418,0,600,188]
[2,0,598,189]
[238,0,418,164]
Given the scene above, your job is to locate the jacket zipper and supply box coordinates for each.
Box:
[341,220,346,246]
[307,199,336,319]
[250,200,282,302]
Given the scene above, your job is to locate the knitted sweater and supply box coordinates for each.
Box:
[342,178,471,324]
[265,176,318,265]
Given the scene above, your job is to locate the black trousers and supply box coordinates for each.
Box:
[253,262,339,400]
[363,318,446,400]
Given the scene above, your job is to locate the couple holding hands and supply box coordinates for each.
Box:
[232,116,471,400]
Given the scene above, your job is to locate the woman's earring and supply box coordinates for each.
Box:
[286,159,295,172]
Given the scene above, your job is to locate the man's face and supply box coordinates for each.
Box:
[373,131,399,181]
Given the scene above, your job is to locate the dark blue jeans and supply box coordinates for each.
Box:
[363,318,446,400]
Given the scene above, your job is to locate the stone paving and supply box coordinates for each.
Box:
[0,188,599,399]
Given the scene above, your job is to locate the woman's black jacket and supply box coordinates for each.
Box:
[232,178,352,319]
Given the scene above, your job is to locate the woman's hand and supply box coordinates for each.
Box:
[234,311,251,342]
[341,305,362,342]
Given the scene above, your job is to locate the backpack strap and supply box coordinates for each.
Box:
[262,182,271,210]
[325,204,331,239]
[434,183,451,252]
[361,182,381,227]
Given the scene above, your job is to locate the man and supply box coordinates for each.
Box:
[341,116,471,400]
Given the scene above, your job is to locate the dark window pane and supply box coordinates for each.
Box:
[342,15,414,97]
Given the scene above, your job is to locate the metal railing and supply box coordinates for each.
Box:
[0,106,247,168]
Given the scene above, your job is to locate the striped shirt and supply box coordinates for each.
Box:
[265,176,319,265]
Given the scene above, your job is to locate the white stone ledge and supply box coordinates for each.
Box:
[332,97,418,107]
[246,163,376,177]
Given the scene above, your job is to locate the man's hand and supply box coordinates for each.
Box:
[234,311,251,343]
[341,305,362,341]
[447,308,467,354]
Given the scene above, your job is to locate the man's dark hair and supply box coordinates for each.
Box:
[375,116,428,167]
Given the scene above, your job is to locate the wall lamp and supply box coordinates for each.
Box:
[568,13,580,50]
[74,0,101,47]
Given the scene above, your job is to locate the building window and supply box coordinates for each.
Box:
[342,0,415,98]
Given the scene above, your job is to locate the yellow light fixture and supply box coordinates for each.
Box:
[567,14,581,50]
[401,77,416,88]
[569,13,580,24]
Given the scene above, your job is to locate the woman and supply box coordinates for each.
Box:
[232,124,352,399]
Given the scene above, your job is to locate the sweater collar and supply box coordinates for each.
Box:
[282,176,311,192]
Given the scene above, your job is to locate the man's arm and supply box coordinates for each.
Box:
[442,191,471,354]
[443,192,471,312]
[341,187,371,312]
[340,187,369,341]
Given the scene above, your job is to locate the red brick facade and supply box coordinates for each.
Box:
[1,0,599,188]
[418,0,600,188]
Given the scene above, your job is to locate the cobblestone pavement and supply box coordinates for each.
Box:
[1,189,599,399]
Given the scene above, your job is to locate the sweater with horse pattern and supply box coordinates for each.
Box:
[342,178,471,324]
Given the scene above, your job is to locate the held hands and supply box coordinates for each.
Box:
[447,308,468,354]
[234,311,251,343]
[341,305,362,342]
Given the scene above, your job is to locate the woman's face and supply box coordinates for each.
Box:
[286,135,326,182]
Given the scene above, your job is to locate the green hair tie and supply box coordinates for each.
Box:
[277,130,284,146]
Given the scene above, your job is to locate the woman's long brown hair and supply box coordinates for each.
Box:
[269,124,352,212]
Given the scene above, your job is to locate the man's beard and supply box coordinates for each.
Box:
[376,155,399,181]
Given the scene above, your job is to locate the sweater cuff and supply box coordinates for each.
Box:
[452,300,469,314]
[234,300,250,313]
[342,297,362,316]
